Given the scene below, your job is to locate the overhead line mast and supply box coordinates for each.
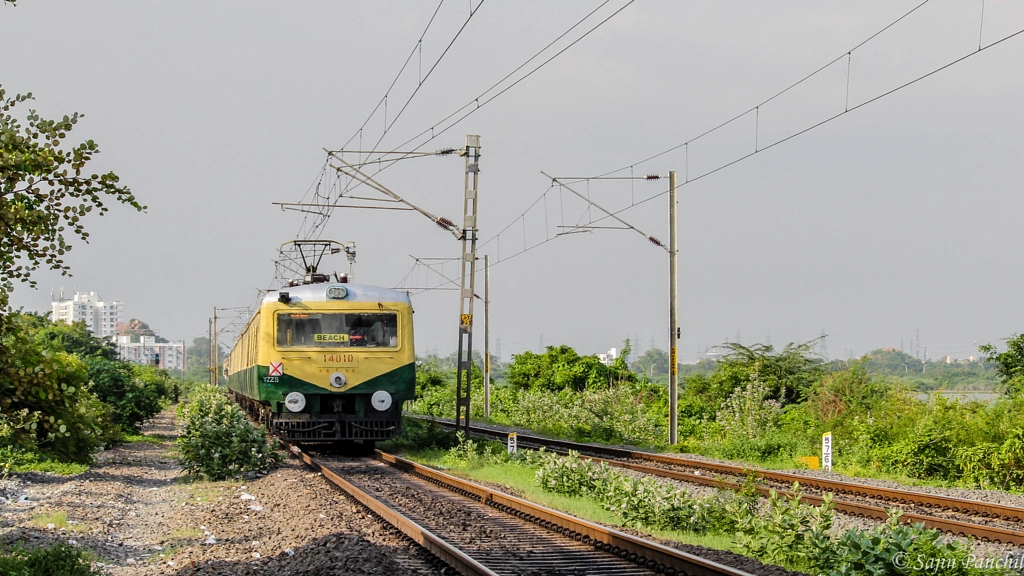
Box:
[544,172,679,445]
[274,136,483,430]
[455,135,481,436]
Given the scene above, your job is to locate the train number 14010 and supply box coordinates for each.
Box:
[323,353,356,364]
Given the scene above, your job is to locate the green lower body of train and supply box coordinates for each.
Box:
[227,363,415,443]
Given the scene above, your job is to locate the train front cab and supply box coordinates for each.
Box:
[254,284,415,443]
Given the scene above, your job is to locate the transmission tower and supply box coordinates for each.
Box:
[819,330,828,360]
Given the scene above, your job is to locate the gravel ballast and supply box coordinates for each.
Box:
[0,409,438,575]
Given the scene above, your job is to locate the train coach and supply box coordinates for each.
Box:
[225,277,415,446]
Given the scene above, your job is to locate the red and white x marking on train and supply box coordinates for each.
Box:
[269,362,284,376]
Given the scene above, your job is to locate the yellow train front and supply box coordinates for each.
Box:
[227,281,415,444]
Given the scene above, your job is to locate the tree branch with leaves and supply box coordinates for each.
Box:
[0,86,144,299]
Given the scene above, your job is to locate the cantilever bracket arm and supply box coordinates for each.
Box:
[332,158,463,240]
[542,171,669,253]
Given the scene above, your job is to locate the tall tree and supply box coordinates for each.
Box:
[980,334,1024,396]
[1,85,144,300]
[715,339,824,405]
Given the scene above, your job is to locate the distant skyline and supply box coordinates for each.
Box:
[38,284,999,364]
[5,1,1023,363]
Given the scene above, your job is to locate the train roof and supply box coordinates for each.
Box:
[262,283,412,306]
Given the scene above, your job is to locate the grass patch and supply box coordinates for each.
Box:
[0,449,89,476]
[123,433,166,445]
[170,526,203,540]
[400,448,739,554]
[157,527,203,559]
[30,511,68,530]
[174,478,242,504]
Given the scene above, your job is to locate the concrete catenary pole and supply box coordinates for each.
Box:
[454,135,481,436]
[213,307,219,387]
[669,170,679,445]
[484,254,491,418]
[208,318,213,385]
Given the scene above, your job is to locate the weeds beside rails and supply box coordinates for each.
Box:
[440,432,543,469]
[535,451,1012,576]
[0,542,99,576]
[176,384,281,481]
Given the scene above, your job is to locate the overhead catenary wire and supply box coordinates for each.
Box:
[301,1,484,241]
[372,0,634,164]
[337,0,448,153]
[573,23,1024,231]
[473,6,1024,269]
[297,1,635,241]
[597,0,933,179]
[353,0,486,161]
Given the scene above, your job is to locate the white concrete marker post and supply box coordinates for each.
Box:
[822,432,833,471]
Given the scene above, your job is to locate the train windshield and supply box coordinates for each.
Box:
[276,312,399,348]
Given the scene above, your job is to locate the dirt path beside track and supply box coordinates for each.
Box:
[0,408,437,575]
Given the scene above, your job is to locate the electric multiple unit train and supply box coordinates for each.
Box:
[225,275,415,445]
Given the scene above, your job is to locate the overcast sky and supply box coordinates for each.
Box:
[4,1,1023,363]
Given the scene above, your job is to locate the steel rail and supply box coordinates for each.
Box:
[419,418,1024,545]
[281,441,499,576]
[373,450,756,576]
[281,435,756,575]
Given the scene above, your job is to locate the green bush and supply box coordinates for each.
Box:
[536,451,1010,574]
[84,357,162,433]
[956,428,1024,490]
[488,382,667,448]
[821,510,1003,576]
[412,335,1024,489]
[879,425,957,480]
[0,336,119,463]
[0,543,99,576]
[535,450,739,533]
[731,486,835,571]
[176,384,281,480]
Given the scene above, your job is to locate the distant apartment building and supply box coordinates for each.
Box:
[51,291,124,337]
[597,348,618,366]
[115,336,185,371]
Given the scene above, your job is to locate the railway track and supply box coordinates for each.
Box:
[281,439,770,576]
[421,418,1024,547]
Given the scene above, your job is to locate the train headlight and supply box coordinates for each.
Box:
[326,286,348,299]
[371,390,392,411]
[329,372,346,388]
[284,392,306,412]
